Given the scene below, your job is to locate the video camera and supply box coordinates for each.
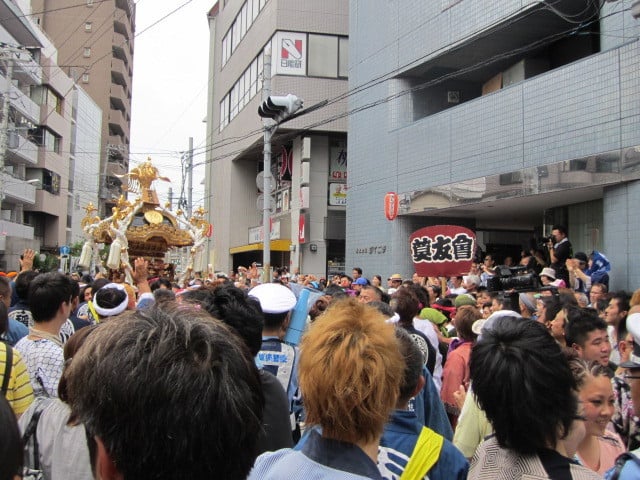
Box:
[486,265,541,293]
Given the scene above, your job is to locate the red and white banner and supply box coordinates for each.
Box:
[409,225,476,277]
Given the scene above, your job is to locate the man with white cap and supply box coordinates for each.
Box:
[250,283,299,415]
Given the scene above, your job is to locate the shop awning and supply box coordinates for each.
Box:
[229,239,291,255]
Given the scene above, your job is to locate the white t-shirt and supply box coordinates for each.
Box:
[412,317,443,392]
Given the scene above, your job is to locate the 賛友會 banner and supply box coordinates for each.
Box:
[409,225,476,277]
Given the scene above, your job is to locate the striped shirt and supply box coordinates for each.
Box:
[1,341,35,415]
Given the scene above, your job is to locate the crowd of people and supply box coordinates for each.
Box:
[0,226,639,479]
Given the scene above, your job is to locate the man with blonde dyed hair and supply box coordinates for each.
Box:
[250,298,404,479]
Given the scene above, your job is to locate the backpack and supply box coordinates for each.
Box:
[606,452,640,480]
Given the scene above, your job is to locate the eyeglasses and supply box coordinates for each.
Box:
[623,373,640,380]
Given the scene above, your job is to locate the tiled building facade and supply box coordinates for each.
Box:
[348,0,640,290]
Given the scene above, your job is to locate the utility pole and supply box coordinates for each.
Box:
[187,136,193,218]
[261,46,273,283]
[257,52,303,283]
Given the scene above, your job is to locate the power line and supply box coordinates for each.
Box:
[0,0,113,23]
[190,6,632,170]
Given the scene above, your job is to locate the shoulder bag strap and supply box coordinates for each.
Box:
[22,404,47,470]
[1,343,12,395]
[400,426,444,480]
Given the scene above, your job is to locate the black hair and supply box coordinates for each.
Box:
[66,304,264,480]
[150,278,172,292]
[29,272,74,323]
[391,288,420,326]
[543,297,562,324]
[368,300,395,319]
[324,284,348,299]
[90,278,110,294]
[552,225,567,236]
[396,328,424,404]
[564,308,607,348]
[70,277,80,300]
[0,276,10,300]
[197,285,264,357]
[352,267,362,275]
[0,395,22,480]
[14,270,39,301]
[0,302,7,336]
[406,283,429,310]
[610,291,631,340]
[94,287,127,313]
[470,317,576,454]
[153,288,176,305]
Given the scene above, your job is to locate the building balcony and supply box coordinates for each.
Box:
[1,171,36,205]
[0,220,34,252]
[112,32,132,72]
[108,109,127,137]
[115,0,135,21]
[111,57,131,92]
[6,132,38,165]
[110,83,129,112]
[0,75,39,123]
[108,134,127,150]
[36,148,64,173]
[114,14,133,46]
[13,53,42,85]
[107,159,128,177]
[26,189,65,217]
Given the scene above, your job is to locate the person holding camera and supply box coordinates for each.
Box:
[547,225,572,286]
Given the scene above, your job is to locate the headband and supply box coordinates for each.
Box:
[93,283,128,317]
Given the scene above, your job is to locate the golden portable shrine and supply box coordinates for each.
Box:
[78,159,210,284]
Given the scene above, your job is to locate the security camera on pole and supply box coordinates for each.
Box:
[257,46,303,283]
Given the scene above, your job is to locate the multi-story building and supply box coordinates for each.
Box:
[31,0,135,214]
[0,0,43,270]
[348,0,640,290]
[68,86,102,246]
[0,0,101,271]
[204,0,349,277]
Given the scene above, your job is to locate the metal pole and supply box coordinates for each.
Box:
[187,136,193,218]
[262,46,272,283]
[0,56,14,213]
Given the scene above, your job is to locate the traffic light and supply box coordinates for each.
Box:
[258,94,303,122]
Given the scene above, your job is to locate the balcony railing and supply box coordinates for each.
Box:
[1,171,36,205]
[7,132,38,165]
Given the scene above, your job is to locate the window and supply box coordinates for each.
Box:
[44,86,63,114]
[82,73,89,83]
[308,35,338,77]
[249,58,258,98]
[339,37,349,77]
[85,22,92,31]
[230,85,239,120]
[83,47,91,57]
[222,33,230,65]
[232,19,240,51]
